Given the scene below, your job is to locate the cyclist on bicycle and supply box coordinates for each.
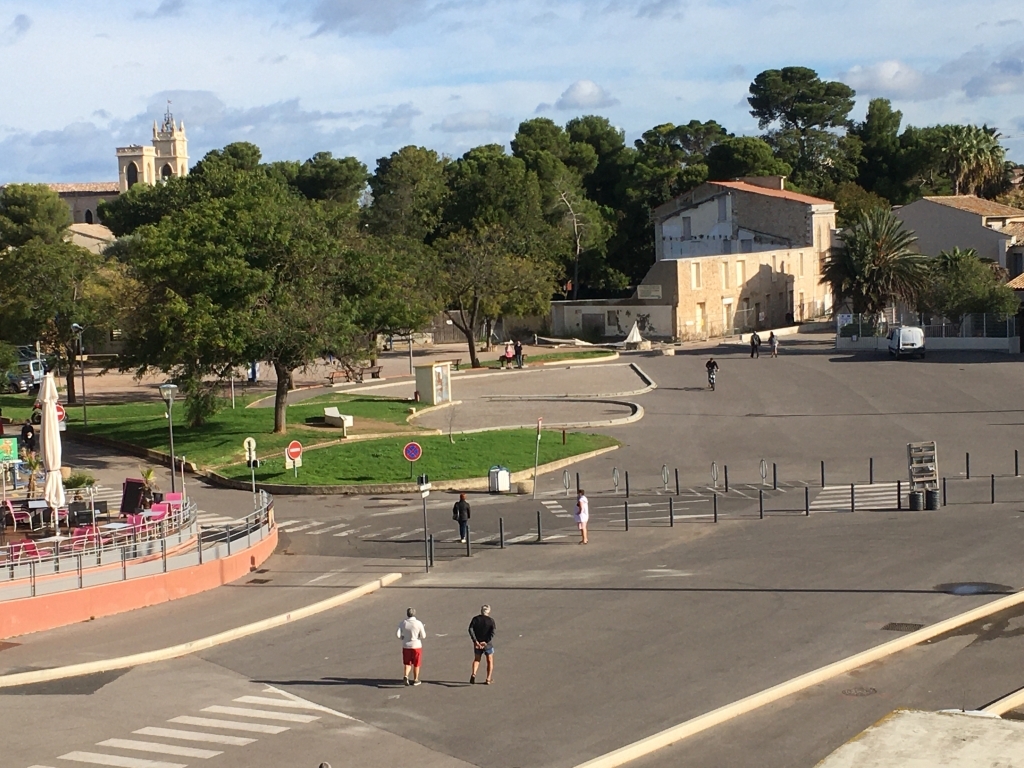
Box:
[705,357,719,390]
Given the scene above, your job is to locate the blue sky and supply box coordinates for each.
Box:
[1,0,1023,183]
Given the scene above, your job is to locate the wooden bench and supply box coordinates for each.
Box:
[326,369,351,385]
[449,358,462,371]
[358,365,383,380]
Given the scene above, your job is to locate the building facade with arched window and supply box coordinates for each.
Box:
[117,105,189,192]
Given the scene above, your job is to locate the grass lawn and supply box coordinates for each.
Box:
[476,349,615,369]
[0,393,37,424]
[219,430,618,485]
[60,394,418,468]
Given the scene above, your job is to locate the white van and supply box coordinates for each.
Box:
[887,326,925,359]
[17,359,45,388]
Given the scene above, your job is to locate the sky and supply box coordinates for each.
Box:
[1,0,1023,183]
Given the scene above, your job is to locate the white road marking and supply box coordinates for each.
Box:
[133,728,254,746]
[169,717,289,734]
[271,520,301,528]
[304,572,336,585]
[262,684,359,720]
[280,521,323,533]
[96,739,221,759]
[334,525,371,538]
[58,752,186,768]
[360,526,401,539]
[506,533,538,544]
[201,706,320,723]
[387,530,419,540]
[308,522,351,535]
[473,534,498,544]
[371,508,417,517]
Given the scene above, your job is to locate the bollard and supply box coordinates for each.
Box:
[625,470,630,499]
[499,518,505,549]
[897,480,902,510]
[198,533,203,564]
[669,498,675,527]
[713,493,718,523]
[724,466,730,493]
[537,510,543,542]
[624,501,630,531]
[162,539,168,572]
[77,554,83,589]
[804,486,810,516]
[576,472,580,493]
[942,476,947,506]
[759,489,764,519]
[121,547,127,580]
[851,483,856,513]
[821,461,826,487]
[966,452,971,480]
[1016,449,1020,478]
[466,526,472,557]
[869,457,874,485]
[675,468,680,496]
[992,474,996,504]
[428,534,434,566]
[773,463,778,491]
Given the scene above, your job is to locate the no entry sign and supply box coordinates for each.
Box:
[55,403,66,421]
[285,440,303,472]
[403,442,423,462]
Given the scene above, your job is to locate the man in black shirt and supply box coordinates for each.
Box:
[468,604,496,684]
[452,493,471,543]
[20,420,36,454]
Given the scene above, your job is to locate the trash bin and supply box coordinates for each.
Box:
[909,490,924,511]
[488,466,511,493]
[925,488,940,511]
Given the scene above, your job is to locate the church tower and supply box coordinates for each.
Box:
[116,102,189,192]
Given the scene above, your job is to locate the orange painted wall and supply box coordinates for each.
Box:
[0,530,277,639]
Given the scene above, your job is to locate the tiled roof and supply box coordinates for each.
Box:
[923,195,1024,218]
[710,181,835,207]
[1003,222,1024,242]
[1005,272,1024,290]
[47,182,120,194]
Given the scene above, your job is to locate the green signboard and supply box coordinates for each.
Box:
[0,437,18,462]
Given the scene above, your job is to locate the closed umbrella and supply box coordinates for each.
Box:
[40,373,65,534]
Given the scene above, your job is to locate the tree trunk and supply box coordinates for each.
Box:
[484,318,493,352]
[273,361,290,434]
[462,324,479,368]
[65,343,77,404]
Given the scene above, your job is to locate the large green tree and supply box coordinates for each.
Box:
[363,146,449,241]
[939,125,1006,196]
[821,208,928,315]
[706,136,792,180]
[920,247,1019,322]
[0,183,72,247]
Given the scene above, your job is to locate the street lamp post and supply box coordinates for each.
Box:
[158,383,178,493]
[72,324,87,426]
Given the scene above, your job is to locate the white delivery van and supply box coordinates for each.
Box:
[17,359,45,388]
[887,326,925,359]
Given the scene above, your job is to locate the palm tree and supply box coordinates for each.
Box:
[940,125,1005,195]
[822,208,929,316]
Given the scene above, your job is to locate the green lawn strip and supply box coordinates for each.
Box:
[219,430,618,485]
[0,393,36,424]
[64,394,412,468]
[476,349,615,368]
[283,393,413,424]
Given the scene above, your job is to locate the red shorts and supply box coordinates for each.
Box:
[402,648,422,667]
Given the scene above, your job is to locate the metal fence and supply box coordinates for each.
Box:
[0,494,275,600]
[839,313,1018,340]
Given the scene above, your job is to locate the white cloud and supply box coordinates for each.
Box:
[552,80,619,111]
[308,0,435,35]
[840,60,947,101]
[431,110,515,133]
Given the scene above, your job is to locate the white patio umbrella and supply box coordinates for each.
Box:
[40,372,66,535]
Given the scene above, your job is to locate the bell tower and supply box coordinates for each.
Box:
[116,101,189,192]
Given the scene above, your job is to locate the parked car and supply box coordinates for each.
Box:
[887,326,925,359]
[4,371,33,393]
[16,359,45,388]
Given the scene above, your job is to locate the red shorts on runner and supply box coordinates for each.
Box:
[402,648,422,667]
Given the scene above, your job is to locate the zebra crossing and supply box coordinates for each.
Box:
[809,482,900,512]
[540,500,573,519]
[27,686,332,768]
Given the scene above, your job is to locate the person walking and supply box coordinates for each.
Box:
[20,419,35,454]
[397,607,426,686]
[452,492,471,543]
[750,331,761,359]
[575,488,589,544]
[769,332,779,358]
[503,342,514,369]
[468,604,496,685]
[513,339,524,369]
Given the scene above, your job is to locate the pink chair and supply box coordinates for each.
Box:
[149,503,169,514]
[163,492,183,509]
[4,500,34,532]
[11,541,53,562]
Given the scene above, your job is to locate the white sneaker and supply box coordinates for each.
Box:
[459,538,466,543]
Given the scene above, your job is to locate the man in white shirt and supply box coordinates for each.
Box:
[397,607,427,686]
[575,489,589,545]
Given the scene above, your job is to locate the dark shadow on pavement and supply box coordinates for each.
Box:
[257,677,470,689]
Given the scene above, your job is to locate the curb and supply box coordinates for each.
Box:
[65,432,200,473]
[0,572,403,688]
[573,587,1024,768]
[453,401,643,432]
[204,444,620,495]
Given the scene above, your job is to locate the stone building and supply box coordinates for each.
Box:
[551,177,835,341]
[117,105,189,191]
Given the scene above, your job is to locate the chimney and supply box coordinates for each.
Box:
[740,175,786,190]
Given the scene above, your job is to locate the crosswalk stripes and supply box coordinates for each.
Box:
[40,688,330,768]
[541,500,573,518]
[810,482,899,512]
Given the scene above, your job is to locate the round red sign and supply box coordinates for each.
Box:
[286,440,303,460]
[403,442,422,462]
[55,403,66,421]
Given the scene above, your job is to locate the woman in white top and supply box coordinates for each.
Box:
[575,489,589,544]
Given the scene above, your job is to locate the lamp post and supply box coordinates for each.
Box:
[158,383,178,493]
[71,324,87,426]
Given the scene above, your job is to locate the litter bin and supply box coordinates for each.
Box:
[925,488,940,511]
[488,466,511,493]
[909,490,924,511]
